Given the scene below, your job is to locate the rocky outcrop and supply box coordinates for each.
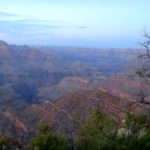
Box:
[23,89,150,135]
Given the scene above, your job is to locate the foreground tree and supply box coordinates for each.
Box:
[0,135,22,150]
[132,30,150,104]
[77,110,118,150]
[28,125,69,150]
[117,112,150,150]
[77,110,150,150]
[137,30,150,83]
[0,136,11,150]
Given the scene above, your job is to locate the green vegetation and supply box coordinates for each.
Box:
[0,135,22,150]
[0,110,149,150]
[77,110,118,150]
[0,136,11,150]
[77,110,150,150]
[28,125,69,150]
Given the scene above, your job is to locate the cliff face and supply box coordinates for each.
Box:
[23,89,150,135]
[100,76,150,102]
[1,88,149,138]
[0,109,27,137]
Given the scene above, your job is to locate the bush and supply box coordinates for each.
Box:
[28,125,69,150]
[77,110,150,150]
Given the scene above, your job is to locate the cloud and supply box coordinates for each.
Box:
[0,11,88,44]
[0,12,69,31]
[0,20,70,38]
[0,11,69,37]
[0,11,21,21]
[0,12,18,17]
[0,11,87,29]
[77,26,87,29]
[0,14,87,37]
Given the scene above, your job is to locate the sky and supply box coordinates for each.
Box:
[0,0,150,48]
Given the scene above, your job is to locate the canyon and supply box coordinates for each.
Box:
[0,41,150,139]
